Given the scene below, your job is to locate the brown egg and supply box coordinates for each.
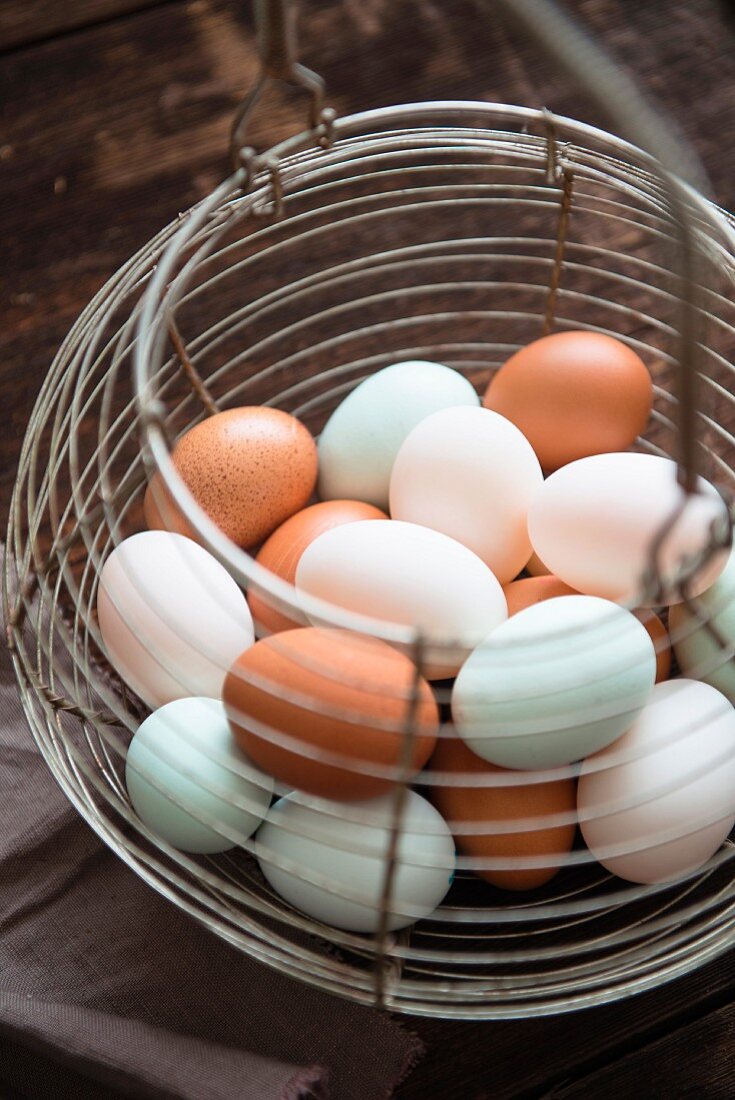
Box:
[635,609,672,683]
[503,575,578,617]
[525,549,551,577]
[483,331,653,471]
[249,500,387,635]
[156,407,317,549]
[223,627,438,801]
[430,732,577,891]
[144,472,197,540]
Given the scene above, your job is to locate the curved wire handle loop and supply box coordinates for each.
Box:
[229,0,334,175]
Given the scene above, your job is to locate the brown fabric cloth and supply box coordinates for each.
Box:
[0,560,422,1100]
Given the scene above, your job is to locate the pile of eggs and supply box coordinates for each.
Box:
[98,330,735,935]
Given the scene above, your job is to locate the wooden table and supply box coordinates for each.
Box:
[3,1,735,1096]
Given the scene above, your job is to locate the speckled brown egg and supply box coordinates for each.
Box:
[164,407,317,549]
[484,331,653,471]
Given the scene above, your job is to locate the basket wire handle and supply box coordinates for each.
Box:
[229,0,335,176]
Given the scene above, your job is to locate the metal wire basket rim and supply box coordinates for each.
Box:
[133,103,735,650]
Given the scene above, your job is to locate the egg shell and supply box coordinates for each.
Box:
[295,520,508,679]
[256,789,455,932]
[528,453,729,606]
[483,331,652,471]
[223,627,438,801]
[248,500,387,635]
[452,595,656,770]
[669,544,735,702]
[635,609,672,684]
[390,406,543,584]
[317,360,479,510]
[429,732,576,891]
[168,407,317,548]
[578,680,735,884]
[97,531,254,709]
[144,471,197,540]
[503,575,577,617]
[524,549,551,577]
[126,698,273,854]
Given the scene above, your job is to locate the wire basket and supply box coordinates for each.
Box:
[7,0,735,1018]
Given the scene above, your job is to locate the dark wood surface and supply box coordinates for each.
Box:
[4,1,735,1096]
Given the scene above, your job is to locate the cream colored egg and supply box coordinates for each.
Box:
[578,680,735,884]
[390,406,543,584]
[295,519,507,678]
[528,453,729,606]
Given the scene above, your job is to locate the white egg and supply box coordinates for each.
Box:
[256,789,455,932]
[528,452,729,606]
[295,519,507,678]
[317,360,479,510]
[669,544,735,704]
[126,698,273,854]
[390,406,543,583]
[97,531,254,708]
[578,680,735,884]
[452,595,656,769]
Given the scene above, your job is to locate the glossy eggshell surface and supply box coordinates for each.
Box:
[503,575,578,617]
[317,360,479,510]
[452,595,656,770]
[528,453,729,606]
[578,680,735,884]
[256,790,455,932]
[429,733,576,891]
[97,531,254,709]
[669,544,735,703]
[126,698,273,854]
[169,407,317,548]
[248,500,387,635]
[483,331,653,471]
[223,628,439,800]
[295,520,508,679]
[389,406,543,584]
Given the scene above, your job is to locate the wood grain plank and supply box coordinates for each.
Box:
[548,1002,735,1099]
[0,1,173,53]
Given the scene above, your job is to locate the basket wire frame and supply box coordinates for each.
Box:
[6,19,735,1014]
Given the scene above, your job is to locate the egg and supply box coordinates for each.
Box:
[669,544,735,702]
[144,471,196,541]
[248,500,387,635]
[97,531,254,709]
[125,698,273,853]
[223,628,438,801]
[483,331,653,471]
[317,360,479,510]
[503,575,577,617]
[452,595,656,769]
[429,732,576,891]
[295,520,508,678]
[147,407,317,548]
[256,789,455,932]
[390,406,543,584]
[525,549,551,577]
[528,453,729,606]
[635,609,672,684]
[578,680,735,884]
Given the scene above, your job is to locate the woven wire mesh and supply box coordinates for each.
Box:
[7,101,735,1017]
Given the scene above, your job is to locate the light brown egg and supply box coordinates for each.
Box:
[483,331,653,471]
[635,609,672,683]
[223,627,438,801]
[503,574,577,617]
[430,732,577,891]
[148,407,318,549]
[525,549,551,577]
[249,500,388,636]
